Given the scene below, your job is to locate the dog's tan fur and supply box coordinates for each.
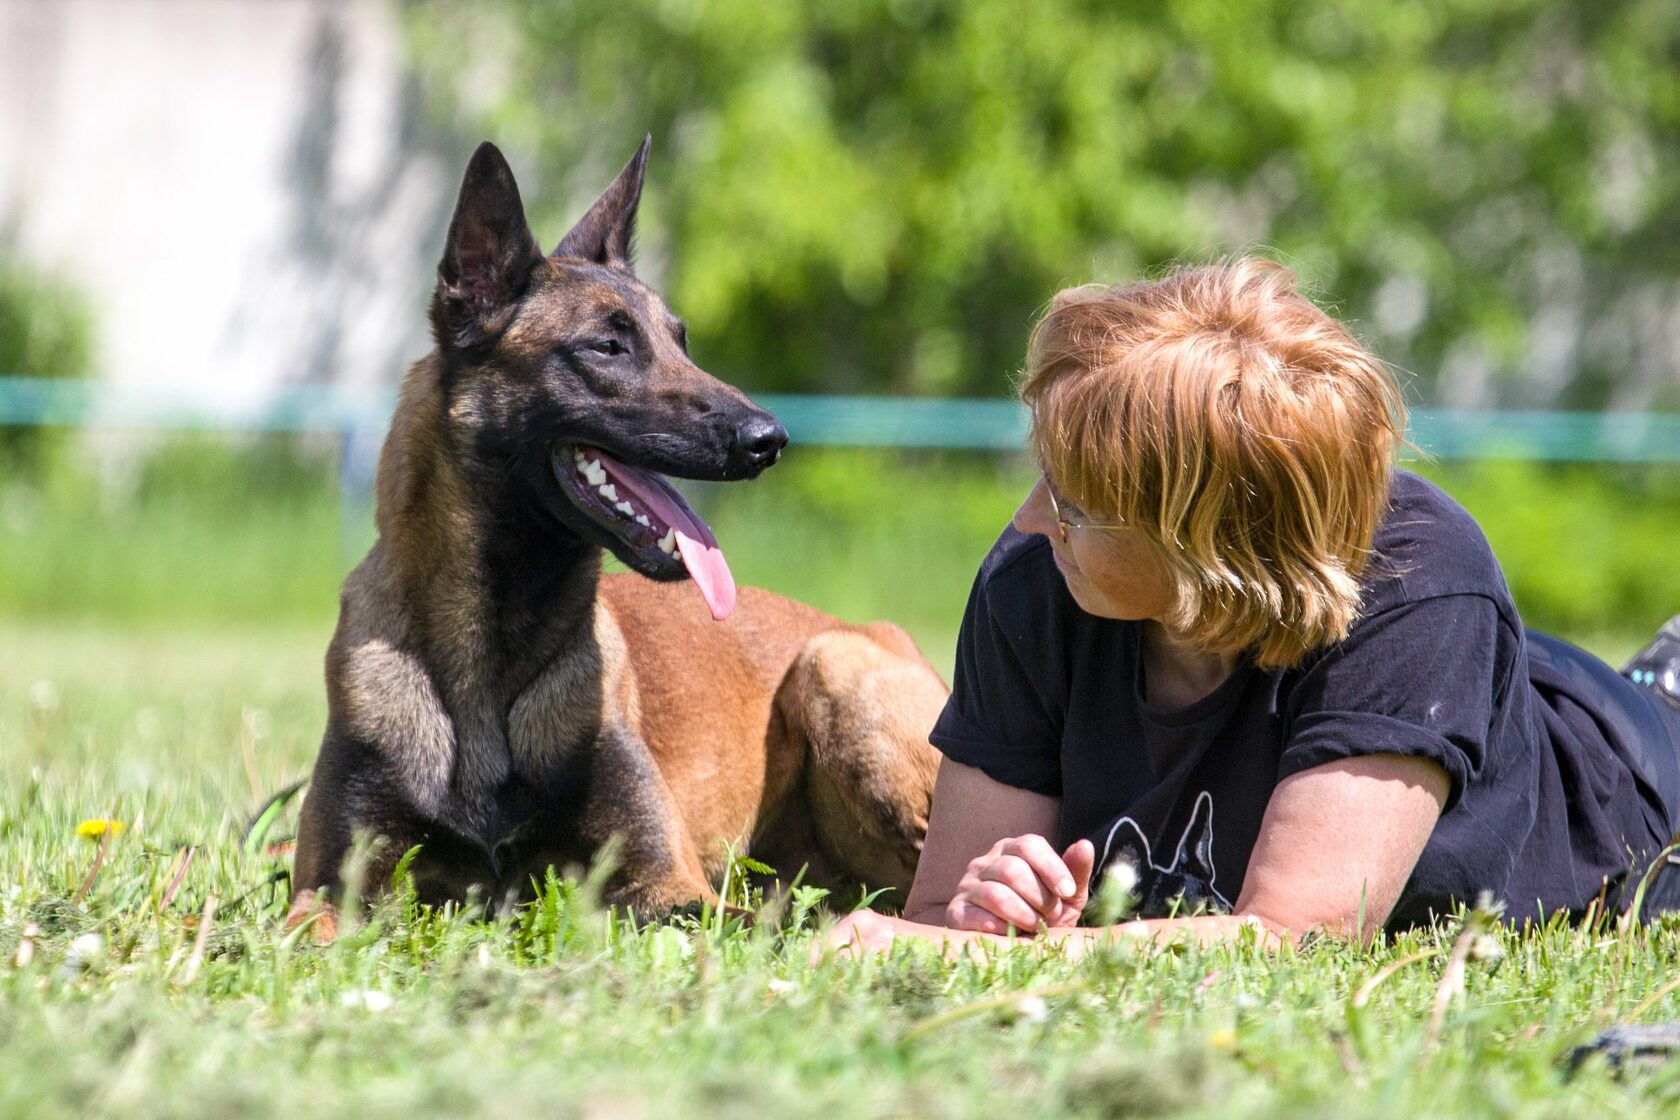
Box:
[287,141,944,939]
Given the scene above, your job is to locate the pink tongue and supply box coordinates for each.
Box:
[674,531,736,622]
[594,452,737,622]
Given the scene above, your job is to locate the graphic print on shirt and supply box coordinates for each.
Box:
[1097,790,1231,917]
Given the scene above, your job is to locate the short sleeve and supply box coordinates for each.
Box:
[929,562,1065,796]
[1279,594,1512,811]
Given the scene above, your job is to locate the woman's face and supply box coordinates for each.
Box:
[1012,477,1178,622]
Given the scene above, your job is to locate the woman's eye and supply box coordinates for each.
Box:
[589,339,623,356]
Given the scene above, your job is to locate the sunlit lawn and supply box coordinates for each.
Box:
[3,618,1680,1118]
[4,448,1680,1116]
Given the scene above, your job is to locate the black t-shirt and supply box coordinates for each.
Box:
[930,470,1680,930]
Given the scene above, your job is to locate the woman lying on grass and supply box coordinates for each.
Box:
[828,258,1680,956]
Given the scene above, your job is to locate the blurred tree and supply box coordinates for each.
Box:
[0,257,93,472]
[403,0,1679,407]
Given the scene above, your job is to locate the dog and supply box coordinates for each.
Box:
[286,138,947,941]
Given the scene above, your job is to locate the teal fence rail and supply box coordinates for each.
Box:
[7,375,1675,562]
[2,376,1677,460]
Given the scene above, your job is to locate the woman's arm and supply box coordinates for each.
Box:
[826,752,1449,956]
[1231,752,1449,939]
[903,756,1068,923]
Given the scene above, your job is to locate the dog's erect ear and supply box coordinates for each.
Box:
[552,135,651,270]
[1174,791,1218,880]
[431,141,543,352]
[1101,817,1153,878]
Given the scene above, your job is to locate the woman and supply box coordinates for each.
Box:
[830,259,1680,954]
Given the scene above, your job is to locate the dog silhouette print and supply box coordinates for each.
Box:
[1095,791,1232,917]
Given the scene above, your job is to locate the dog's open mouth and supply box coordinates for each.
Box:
[551,444,736,621]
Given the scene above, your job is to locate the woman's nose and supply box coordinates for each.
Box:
[1013,478,1057,539]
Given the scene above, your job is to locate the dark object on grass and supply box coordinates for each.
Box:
[1622,613,1680,714]
[1567,1024,1680,1075]
[241,779,307,857]
[1640,846,1680,922]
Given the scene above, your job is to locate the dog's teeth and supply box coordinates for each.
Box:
[573,450,585,465]
[614,501,635,516]
[635,515,651,528]
[657,529,677,554]
[597,483,618,502]
[583,461,607,486]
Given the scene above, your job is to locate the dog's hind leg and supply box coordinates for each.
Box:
[762,626,946,909]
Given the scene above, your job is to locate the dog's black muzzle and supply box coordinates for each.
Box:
[731,412,787,476]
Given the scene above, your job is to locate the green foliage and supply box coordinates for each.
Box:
[0,436,348,628]
[403,0,1680,408]
[1417,458,1680,641]
[4,439,1679,667]
[4,622,1680,1117]
[0,256,94,471]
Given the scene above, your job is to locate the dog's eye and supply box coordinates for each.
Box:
[588,339,624,357]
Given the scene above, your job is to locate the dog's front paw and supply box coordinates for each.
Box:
[284,890,340,947]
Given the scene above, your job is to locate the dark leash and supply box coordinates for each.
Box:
[1568,1024,1680,1076]
[240,779,308,858]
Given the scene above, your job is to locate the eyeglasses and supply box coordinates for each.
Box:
[1043,478,1128,543]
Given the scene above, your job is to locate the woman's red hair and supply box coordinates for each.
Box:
[1021,258,1406,669]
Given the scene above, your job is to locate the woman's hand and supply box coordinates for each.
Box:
[816,910,907,960]
[945,834,1096,934]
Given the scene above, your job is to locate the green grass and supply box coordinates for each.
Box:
[4,443,1680,1116]
[4,621,1680,1118]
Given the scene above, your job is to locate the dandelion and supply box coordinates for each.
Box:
[1091,859,1140,924]
[1210,1028,1236,1050]
[1469,933,1503,964]
[61,933,105,974]
[1106,860,1140,897]
[76,819,125,841]
[1015,995,1050,1025]
[30,680,59,712]
[340,989,394,1013]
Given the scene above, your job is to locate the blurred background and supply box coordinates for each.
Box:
[3,0,1680,698]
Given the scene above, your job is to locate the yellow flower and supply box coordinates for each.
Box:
[75,819,124,841]
[1209,1028,1236,1051]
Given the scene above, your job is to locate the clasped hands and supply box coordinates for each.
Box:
[820,834,1096,957]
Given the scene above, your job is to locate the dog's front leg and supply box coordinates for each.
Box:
[289,731,430,944]
[570,727,726,920]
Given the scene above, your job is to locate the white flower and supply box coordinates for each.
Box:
[1105,860,1140,897]
[1015,995,1049,1024]
[29,681,59,712]
[339,989,394,1013]
[1469,934,1503,964]
[61,933,104,973]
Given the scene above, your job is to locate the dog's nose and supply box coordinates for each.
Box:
[734,414,788,471]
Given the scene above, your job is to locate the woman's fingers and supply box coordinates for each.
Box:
[944,899,1010,936]
[975,854,1061,917]
[958,878,1047,932]
[945,834,1096,936]
[999,834,1079,901]
[1061,838,1096,911]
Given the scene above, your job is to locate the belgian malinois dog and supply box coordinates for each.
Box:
[287,139,946,940]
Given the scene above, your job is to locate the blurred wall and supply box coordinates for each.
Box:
[0,0,456,405]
